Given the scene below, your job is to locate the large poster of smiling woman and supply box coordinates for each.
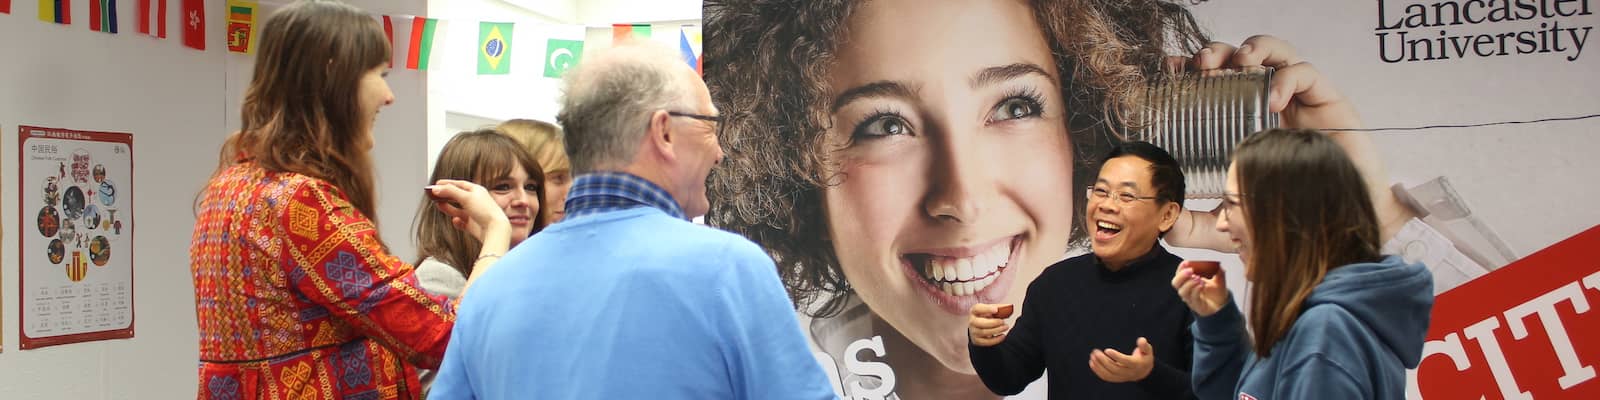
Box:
[705,0,1600,399]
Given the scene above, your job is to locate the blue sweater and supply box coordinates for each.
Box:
[1192,256,1433,400]
[429,207,837,400]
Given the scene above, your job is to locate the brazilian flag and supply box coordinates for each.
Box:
[478,22,513,75]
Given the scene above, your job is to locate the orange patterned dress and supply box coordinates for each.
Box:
[190,162,454,400]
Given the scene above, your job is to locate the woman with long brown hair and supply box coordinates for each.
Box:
[1172,128,1434,399]
[413,129,546,301]
[189,1,511,399]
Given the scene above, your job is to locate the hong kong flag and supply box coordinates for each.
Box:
[181,0,204,50]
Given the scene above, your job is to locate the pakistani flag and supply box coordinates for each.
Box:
[544,38,584,78]
[478,22,514,75]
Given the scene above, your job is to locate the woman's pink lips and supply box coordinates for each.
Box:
[904,235,1015,258]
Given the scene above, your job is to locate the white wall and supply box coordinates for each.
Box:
[0,0,698,396]
[0,0,429,398]
[576,0,702,26]
[427,0,581,162]
[425,0,702,165]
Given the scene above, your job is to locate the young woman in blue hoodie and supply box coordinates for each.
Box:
[1172,128,1435,400]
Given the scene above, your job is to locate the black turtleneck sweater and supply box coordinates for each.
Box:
[969,244,1195,399]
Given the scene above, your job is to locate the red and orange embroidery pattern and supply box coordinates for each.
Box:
[191,163,454,400]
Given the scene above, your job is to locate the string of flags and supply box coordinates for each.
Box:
[0,1,703,78]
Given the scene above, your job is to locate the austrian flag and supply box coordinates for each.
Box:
[138,0,168,38]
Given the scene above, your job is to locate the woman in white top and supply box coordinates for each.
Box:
[413,129,547,300]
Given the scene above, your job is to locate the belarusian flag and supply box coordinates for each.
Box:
[612,24,650,43]
[138,0,167,38]
[477,22,513,75]
[37,0,70,24]
[406,17,439,70]
[88,0,118,33]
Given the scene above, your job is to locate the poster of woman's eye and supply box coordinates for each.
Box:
[705,1,1600,399]
[17,125,135,349]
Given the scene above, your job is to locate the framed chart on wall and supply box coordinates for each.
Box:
[16,125,135,349]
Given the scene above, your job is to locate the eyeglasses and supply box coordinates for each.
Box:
[668,111,722,124]
[1086,185,1159,205]
[1219,192,1246,215]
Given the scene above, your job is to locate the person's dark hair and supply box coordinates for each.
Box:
[413,129,547,275]
[1100,141,1186,237]
[1101,141,1186,204]
[703,0,1210,317]
[1233,128,1383,357]
[216,0,391,222]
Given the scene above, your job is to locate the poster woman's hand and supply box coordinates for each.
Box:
[1175,35,1418,245]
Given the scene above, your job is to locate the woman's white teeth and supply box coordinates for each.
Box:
[926,255,998,283]
[919,241,1011,297]
[938,273,999,296]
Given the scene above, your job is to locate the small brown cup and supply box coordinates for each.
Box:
[1188,261,1222,279]
[994,304,1015,319]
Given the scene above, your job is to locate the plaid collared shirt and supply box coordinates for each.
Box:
[563,171,686,221]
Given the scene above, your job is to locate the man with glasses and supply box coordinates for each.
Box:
[967,141,1196,399]
[430,42,835,399]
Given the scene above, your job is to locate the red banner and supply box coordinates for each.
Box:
[1417,225,1600,399]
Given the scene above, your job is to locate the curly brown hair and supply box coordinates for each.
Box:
[704,0,1209,317]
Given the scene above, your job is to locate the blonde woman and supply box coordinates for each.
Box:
[498,119,572,223]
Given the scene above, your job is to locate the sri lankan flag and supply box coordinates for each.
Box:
[225,0,257,53]
[88,0,118,33]
[477,22,513,75]
[37,0,70,24]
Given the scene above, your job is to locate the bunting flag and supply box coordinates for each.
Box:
[37,0,70,24]
[225,0,257,53]
[679,25,702,75]
[181,0,204,50]
[381,15,394,67]
[406,17,439,70]
[477,22,513,75]
[88,0,118,33]
[138,0,168,38]
[544,38,584,78]
[612,24,650,43]
[1,0,12,14]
